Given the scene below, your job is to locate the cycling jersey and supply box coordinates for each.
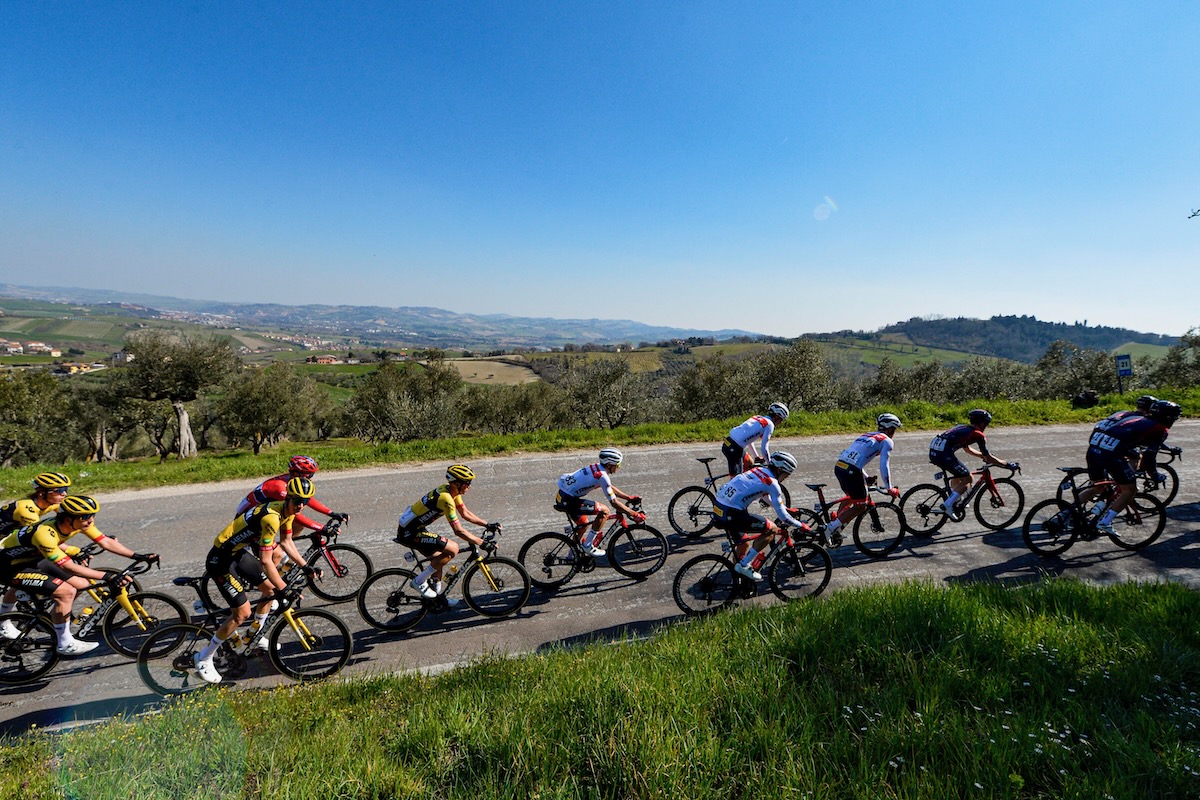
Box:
[1093,410,1141,434]
[0,517,107,569]
[1087,415,1169,460]
[211,501,294,560]
[929,425,989,459]
[235,474,333,532]
[837,432,895,489]
[397,484,463,531]
[0,498,59,537]
[727,415,776,453]
[556,463,616,501]
[712,467,805,529]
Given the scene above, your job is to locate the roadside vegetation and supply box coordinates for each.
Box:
[3,580,1198,798]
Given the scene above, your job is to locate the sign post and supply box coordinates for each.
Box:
[1115,354,1133,394]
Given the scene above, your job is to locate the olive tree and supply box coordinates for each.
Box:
[217,363,331,454]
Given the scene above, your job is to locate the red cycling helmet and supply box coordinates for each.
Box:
[288,455,319,477]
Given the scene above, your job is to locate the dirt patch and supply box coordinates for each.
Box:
[447,358,540,385]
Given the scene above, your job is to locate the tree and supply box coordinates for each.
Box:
[217,363,330,454]
[109,330,241,459]
[0,370,80,466]
[1034,340,1117,399]
[341,360,463,443]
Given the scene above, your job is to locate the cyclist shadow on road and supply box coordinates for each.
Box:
[0,690,164,737]
[350,602,544,653]
[535,615,681,656]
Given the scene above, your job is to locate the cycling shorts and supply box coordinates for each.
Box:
[206,547,266,608]
[554,491,599,522]
[721,439,747,479]
[712,504,768,540]
[834,462,869,501]
[0,558,67,595]
[1086,448,1137,485]
[396,525,449,557]
[929,451,971,478]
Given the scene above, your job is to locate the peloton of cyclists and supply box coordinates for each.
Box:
[712,451,810,581]
[927,409,1018,518]
[554,448,645,557]
[722,402,790,479]
[820,413,903,547]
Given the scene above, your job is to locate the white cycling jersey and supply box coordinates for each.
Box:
[728,415,776,456]
[556,463,615,500]
[837,432,895,489]
[713,467,805,528]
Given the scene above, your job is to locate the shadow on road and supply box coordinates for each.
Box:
[0,692,163,736]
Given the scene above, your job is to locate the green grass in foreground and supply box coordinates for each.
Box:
[3,580,1199,799]
[2,390,1197,498]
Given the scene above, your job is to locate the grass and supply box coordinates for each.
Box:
[3,390,1197,498]
[4,580,1199,798]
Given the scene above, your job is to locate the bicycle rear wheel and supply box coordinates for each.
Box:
[667,486,718,538]
[852,502,905,558]
[518,532,581,590]
[269,608,352,681]
[767,543,832,601]
[136,623,222,696]
[1022,499,1079,557]
[1144,464,1179,507]
[462,556,531,618]
[307,543,374,603]
[899,484,949,538]
[0,612,58,685]
[1108,492,1167,551]
[973,477,1025,530]
[356,567,428,632]
[102,591,188,658]
[607,523,669,579]
[672,554,738,616]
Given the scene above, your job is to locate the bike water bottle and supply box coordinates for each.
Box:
[447,565,459,576]
[751,550,767,570]
[192,600,206,615]
[227,632,243,647]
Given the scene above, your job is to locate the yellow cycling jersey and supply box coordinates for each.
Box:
[0,498,60,536]
[397,484,464,530]
[212,500,296,557]
[0,517,106,566]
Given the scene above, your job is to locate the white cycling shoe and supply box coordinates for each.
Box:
[56,637,99,657]
[0,620,20,640]
[733,562,762,581]
[193,652,223,684]
[411,577,438,599]
[580,542,607,558]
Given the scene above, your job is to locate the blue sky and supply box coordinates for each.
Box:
[2,2,1197,338]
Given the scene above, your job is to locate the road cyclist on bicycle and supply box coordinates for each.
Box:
[722,402,789,479]
[0,495,155,655]
[0,472,73,626]
[1074,399,1180,536]
[712,451,810,580]
[820,413,903,547]
[235,455,350,535]
[193,476,317,683]
[396,464,501,604]
[554,448,645,557]
[928,409,1017,518]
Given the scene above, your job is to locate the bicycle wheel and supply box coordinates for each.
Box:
[268,607,352,681]
[1145,464,1180,507]
[672,554,738,616]
[356,567,428,632]
[767,542,832,601]
[307,543,374,603]
[101,591,188,658]
[899,484,949,538]
[136,623,222,696]
[607,523,669,579]
[973,477,1025,531]
[667,486,718,538]
[1108,492,1168,551]
[198,574,222,614]
[852,502,905,558]
[518,532,581,591]
[0,612,58,685]
[462,556,532,618]
[1022,499,1079,557]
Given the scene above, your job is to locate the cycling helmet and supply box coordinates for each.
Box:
[968,409,993,426]
[768,451,798,475]
[876,413,902,431]
[446,464,476,483]
[767,402,790,422]
[288,455,319,476]
[598,448,624,467]
[285,477,316,500]
[33,472,71,490]
[1148,400,1182,425]
[59,495,100,516]
[1135,395,1159,413]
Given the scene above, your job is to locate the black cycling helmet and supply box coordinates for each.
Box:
[1135,395,1158,413]
[1148,400,1182,426]
[967,409,993,427]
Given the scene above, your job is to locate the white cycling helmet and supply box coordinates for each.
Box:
[876,413,902,431]
[767,401,790,422]
[768,451,798,474]
[598,448,624,467]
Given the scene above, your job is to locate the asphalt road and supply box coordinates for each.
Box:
[3,420,1198,733]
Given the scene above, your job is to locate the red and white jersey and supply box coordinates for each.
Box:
[837,432,896,489]
[234,473,333,532]
[713,467,805,528]
[728,415,776,455]
[556,463,616,500]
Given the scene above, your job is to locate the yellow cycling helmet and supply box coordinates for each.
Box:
[33,472,72,490]
[446,464,475,483]
[59,495,100,516]
[286,477,316,500]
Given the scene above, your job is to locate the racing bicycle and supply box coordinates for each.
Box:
[1053,446,1182,507]
[666,456,791,538]
[789,483,908,558]
[900,463,1024,537]
[1022,467,1167,557]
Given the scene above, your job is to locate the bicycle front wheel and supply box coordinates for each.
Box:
[462,556,531,618]
[852,502,905,558]
[672,554,738,616]
[269,608,352,681]
[356,568,428,632]
[518,532,581,591]
[899,484,949,538]
[307,543,374,603]
[607,523,669,579]
[767,542,832,601]
[667,486,718,538]
[1109,492,1167,551]
[0,612,58,685]
[102,591,189,658]
[136,623,219,696]
[1022,499,1078,557]
[973,477,1025,530]
[1146,464,1180,507]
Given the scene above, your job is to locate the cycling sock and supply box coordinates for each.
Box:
[944,491,961,511]
[253,612,269,629]
[53,621,71,641]
[414,566,435,585]
[196,634,226,662]
[825,518,842,534]
[1099,509,1118,526]
[738,549,757,567]
[0,602,14,615]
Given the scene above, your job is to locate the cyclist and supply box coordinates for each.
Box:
[554,448,645,558]
[1093,394,1158,473]
[396,465,500,601]
[235,455,349,532]
[820,413,903,546]
[0,496,154,654]
[193,477,318,684]
[0,472,72,537]
[712,451,809,580]
[927,409,1017,517]
[1077,399,1180,535]
[722,402,790,479]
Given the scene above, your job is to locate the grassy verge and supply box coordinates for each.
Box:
[3,580,1199,798]
[2,390,1196,497]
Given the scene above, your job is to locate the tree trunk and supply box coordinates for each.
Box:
[173,400,198,459]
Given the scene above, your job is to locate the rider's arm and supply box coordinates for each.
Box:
[759,420,775,460]
[290,512,325,533]
[306,497,333,517]
[277,519,309,568]
[768,485,806,529]
[89,526,139,559]
[448,517,486,548]
[877,440,894,490]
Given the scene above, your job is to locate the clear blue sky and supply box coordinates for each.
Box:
[2,2,1197,338]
